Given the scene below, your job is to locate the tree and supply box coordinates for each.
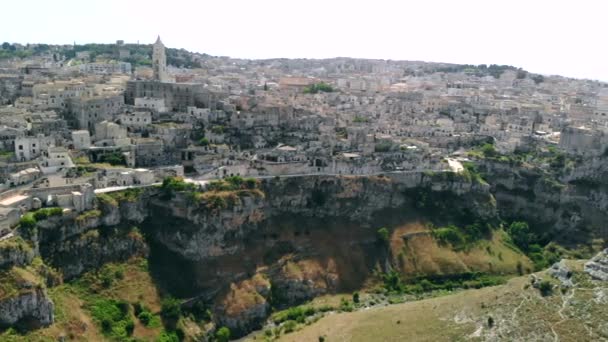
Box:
[376,227,390,244]
[538,280,552,296]
[481,143,497,158]
[507,221,533,251]
[215,326,231,342]
[352,292,360,303]
[161,297,182,321]
[263,82,268,91]
[531,74,545,84]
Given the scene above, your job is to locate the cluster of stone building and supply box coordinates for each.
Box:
[0,37,606,231]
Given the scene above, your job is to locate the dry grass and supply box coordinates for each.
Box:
[276,261,608,342]
[390,222,532,278]
[19,258,163,341]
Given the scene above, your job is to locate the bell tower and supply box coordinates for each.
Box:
[152,36,169,82]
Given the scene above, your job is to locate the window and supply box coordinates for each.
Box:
[18,145,23,150]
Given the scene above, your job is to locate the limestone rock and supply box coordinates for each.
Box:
[0,283,54,328]
[585,249,608,281]
[548,260,573,287]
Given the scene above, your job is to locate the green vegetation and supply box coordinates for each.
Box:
[96,193,119,207]
[353,116,369,123]
[0,236,33,258]
[461,162,487,185]
[215,326,231,342]
[89,298,135,340]
[538,280,553,296]
[434,63,519,78]
[160,297,182,321]
[376,227,390,244]
[303,82,334,94]
[75,209,102,223]
[381,270,506,295]
[160,176,197,199]
[352,292,360,304]
[32,207,63,221]
[272,305,318,324]
[211,125,225,134]
[99,152,127,166]
[107,188,143,203]
[374,140,393,152]
[19,212,37,237]
[431,222,491,250]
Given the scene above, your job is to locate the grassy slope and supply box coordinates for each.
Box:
[275,260,608,342]
[390,222,533,278]
[1,258,165,342]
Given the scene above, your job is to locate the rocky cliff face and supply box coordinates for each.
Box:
[585,249,608,281]
[0,287,54,329]
[480,160,608,243]
[0,238,35,269]
[33,194,150,280]
[139,174,498,336]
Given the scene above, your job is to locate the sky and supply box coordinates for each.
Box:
[2,0,606,81]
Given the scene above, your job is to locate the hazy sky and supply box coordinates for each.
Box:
[2,0,606,81]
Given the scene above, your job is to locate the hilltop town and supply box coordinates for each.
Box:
[1,38,608,341]
[0,38,606,219]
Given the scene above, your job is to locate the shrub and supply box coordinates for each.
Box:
[352,291,360,304]
[303,82,334,94]
[125,319,135,336]
[75,209,102,223]
[507,221,533,251]
[137,310,152,325]
[157,331,180,342]
[539,280,553,296]
[161,177,196,198]
[481,143,497,158]
[273,305,316,324]
[340,298,354,312]
[160,297,182,321]
[382,270,404,293]
[215,326,231,342]
[89,299,133,339]
[19,213,37,230]
[283,320,298,333]
[376,227,390,244]
[99,152,126,166]
[33,207,63,220]
[432,225,465,247]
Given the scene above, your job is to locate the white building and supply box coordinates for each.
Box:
[135,97,168,112]
[71,130,91,150]
[118,111,152,130]
[14,135,54,162]
[40,147,74,174]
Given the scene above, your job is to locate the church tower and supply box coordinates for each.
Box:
[152,36,169,82]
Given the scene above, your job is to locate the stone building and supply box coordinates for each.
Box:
[14,135,54,162]
[153,36,170,83]
[65,95,124,132]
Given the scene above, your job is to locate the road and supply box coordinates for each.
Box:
[94,169,458,194]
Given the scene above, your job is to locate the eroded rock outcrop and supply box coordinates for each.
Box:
[585,249,608,281]
[0,238,35,269]
[0,267,54,329]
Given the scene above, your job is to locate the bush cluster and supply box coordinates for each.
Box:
[303,82,334,94]
[89,299,134,340]
[382,271,505,294]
